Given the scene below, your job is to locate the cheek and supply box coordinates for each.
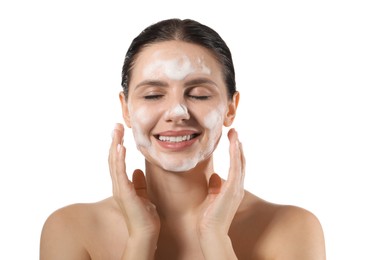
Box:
[202,106,225,152]
[131,106,154,126]
[129,106,157,147]
[203,106,225,130]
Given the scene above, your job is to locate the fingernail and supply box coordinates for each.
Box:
[117,144,121,153]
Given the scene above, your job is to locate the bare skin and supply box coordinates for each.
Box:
[40,178,325,259]
[40,41,326,260]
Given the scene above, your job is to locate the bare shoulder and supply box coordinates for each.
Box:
[40,202,96,260]
[266,204,326,259]
[40,197,127,260]
[230,191,326,260]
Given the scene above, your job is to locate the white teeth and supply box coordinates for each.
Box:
[158,135,193,142]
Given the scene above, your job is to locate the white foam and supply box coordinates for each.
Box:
[143,54,211,81]
[164,104,189,120]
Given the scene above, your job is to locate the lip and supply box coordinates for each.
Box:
[154,130,201,150]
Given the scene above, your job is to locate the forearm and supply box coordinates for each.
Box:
[121,236,158,260]
[199,233,238,260]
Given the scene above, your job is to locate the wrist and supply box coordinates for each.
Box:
[128,232,159,247]
[198,232,237,260]
[122,236,158,260]
[198,230,229,245]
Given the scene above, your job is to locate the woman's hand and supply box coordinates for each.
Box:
[108,123,160,259]
[198,128,245,259]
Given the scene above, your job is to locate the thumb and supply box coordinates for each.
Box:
[132,169,149,199]
[208,173,222,195]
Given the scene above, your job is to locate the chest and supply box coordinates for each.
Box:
[84,213,260,259]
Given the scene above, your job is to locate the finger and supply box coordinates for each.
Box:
[112,123,124,150]
[227,128,242,186]
[115,138,130,186]
[109,125,120,192]
[109,123,124,165]
[208,173,222,195]
[109,124,129,195]
[239,141,246,185]
[132,169,149,199]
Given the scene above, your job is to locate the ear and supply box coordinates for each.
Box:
[119,92,132,128]
[224,91,240,127]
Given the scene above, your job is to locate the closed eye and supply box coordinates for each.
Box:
[187,95,210,100]
[144,95,164,100]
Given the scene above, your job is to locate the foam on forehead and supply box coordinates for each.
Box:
[143,52,211,81]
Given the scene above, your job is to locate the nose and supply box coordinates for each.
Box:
[164,103,190,123]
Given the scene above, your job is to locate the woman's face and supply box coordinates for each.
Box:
[121,40,237,172]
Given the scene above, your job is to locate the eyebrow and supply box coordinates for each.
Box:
[134,80,169,89]
[184,78,218,88]
[134,77,218,90]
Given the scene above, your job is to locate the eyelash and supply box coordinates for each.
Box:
[143,93,210,101]
[144,94,210,101]
[144,95,163,100]
[187,95,210,100]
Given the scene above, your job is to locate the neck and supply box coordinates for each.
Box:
[145,157,214,222]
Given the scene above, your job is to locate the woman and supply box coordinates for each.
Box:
[40,18,326,259]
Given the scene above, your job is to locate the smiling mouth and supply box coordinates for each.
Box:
[155,134,200,143]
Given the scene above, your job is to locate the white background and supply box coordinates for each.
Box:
[1,0,367,259]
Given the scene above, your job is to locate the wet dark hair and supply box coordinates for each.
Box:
[121,18,236,100]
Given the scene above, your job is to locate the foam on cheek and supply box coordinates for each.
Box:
[129,106,152,148]
[143,55,211,81]
[203,105,226,155]
[204,106,225,130]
